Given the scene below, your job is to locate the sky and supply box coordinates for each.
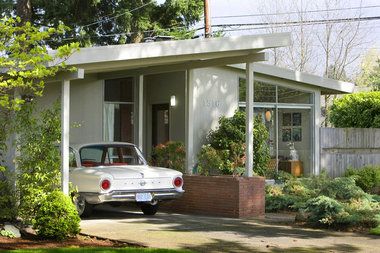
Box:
[171,0,380,78]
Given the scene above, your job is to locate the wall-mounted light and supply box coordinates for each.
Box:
[265,110,272,122]
[170,95,176,107]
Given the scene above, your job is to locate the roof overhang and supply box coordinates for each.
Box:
[51,33,291,74]
[231,63,354,94]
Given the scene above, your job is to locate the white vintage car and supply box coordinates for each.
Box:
[68,142,184,217]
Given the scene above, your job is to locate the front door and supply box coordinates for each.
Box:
[152,104,170,148]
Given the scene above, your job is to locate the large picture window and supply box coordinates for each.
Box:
[239,78,314,175]
[104,78,134,143]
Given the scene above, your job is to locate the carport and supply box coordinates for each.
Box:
[54,33,291,194]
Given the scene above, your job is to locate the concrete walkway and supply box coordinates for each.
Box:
[80,206,379,253]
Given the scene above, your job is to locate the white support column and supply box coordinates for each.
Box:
[138,75,144,152]
[61,79,70,195]
[314,91,321,175]
[185,69,194,174]
[245,63,254,177]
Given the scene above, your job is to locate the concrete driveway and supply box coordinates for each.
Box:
[80,205,379,253]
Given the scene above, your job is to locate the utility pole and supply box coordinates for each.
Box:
[204,0,211,38]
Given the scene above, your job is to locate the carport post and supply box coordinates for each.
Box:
[61,79,70,195]
[245,62,254,177]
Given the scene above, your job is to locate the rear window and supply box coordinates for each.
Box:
[79,145,145,167]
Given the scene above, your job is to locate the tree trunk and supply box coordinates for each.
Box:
[16,0,32,24]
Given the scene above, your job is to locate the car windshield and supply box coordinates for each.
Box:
[79,144,146,167]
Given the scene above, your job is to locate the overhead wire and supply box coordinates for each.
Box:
[211,5,380,19]
[80,0,155,29]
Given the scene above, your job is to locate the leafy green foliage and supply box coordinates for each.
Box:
[15,102,62,223]
[329,92,380,128]
[0,229,16,238]
[33,190,80,240]
[151,141,186,173]
[198,110,270,176]
[1,1,204,46]
[0,167,17,222]
[0,17,78,111]
[266,172,380,229]
[345,166,380,194]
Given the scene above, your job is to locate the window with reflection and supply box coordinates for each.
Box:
[239,78,276,103]
[278,86,312,104]
[104,77,134,143]
[239,78,313,104]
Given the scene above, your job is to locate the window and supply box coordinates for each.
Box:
[79,144,145,166]
[239,78,276,103]
[278,86,312,104]
[281,112,302,142]
[104,78,134,142]
[239,78,312,105]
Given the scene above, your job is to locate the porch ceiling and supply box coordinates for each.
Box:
[52,33,291,74]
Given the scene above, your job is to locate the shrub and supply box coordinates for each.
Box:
[318,177,366,201]
[329,91,380,128]
[267,173,380,230]
[197,145,227,176]
[304,196,347,226]
[151,141,186,173]
[33,190,80,240]
[203,110,270,176]
[265,185,299,212]
[0,167,17,222]
[345,166,380,194]
[15,102,62,222]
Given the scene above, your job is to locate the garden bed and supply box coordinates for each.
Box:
[0,234,135,250]
[162,175,265,218]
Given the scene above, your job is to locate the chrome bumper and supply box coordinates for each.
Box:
[82,188,184,204]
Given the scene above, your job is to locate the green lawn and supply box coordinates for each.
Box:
[369,225,380,236]
[1,248,194,253]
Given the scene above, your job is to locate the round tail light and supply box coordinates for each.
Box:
[173,177,183,188]
[101,179,111,190]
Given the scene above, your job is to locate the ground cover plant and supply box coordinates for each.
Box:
[266,171,380,231]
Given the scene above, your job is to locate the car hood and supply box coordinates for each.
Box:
[75,165,182,179]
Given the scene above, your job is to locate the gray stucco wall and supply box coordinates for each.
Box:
[192,67,240,162]
[37,75,104,144]
[144,71,186,157]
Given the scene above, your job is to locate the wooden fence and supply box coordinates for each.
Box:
[320,128,380,177]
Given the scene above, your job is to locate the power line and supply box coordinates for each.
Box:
[209,15,380,29]
[211,5,380,19]
[80,1,154,29]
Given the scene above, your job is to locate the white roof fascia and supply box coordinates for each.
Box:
[53,33,291,68]
[230,63,354,94]
[252,63,354,94]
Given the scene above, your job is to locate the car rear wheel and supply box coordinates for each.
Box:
[74,195,93,217]
[140,202,159,215]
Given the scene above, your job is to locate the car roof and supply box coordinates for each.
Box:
[70,142,136,151]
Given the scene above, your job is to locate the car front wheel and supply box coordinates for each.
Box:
[74,195,94,217]
[140,202,159,215]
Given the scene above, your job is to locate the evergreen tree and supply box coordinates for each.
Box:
[2,0,203,46]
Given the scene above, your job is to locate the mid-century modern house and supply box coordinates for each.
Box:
[6,33,354,193]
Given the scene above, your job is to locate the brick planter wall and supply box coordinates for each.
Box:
[162,175,265,218]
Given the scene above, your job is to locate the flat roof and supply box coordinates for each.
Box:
[52,33,291,74]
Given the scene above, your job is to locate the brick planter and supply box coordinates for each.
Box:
[162,175,265,218]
